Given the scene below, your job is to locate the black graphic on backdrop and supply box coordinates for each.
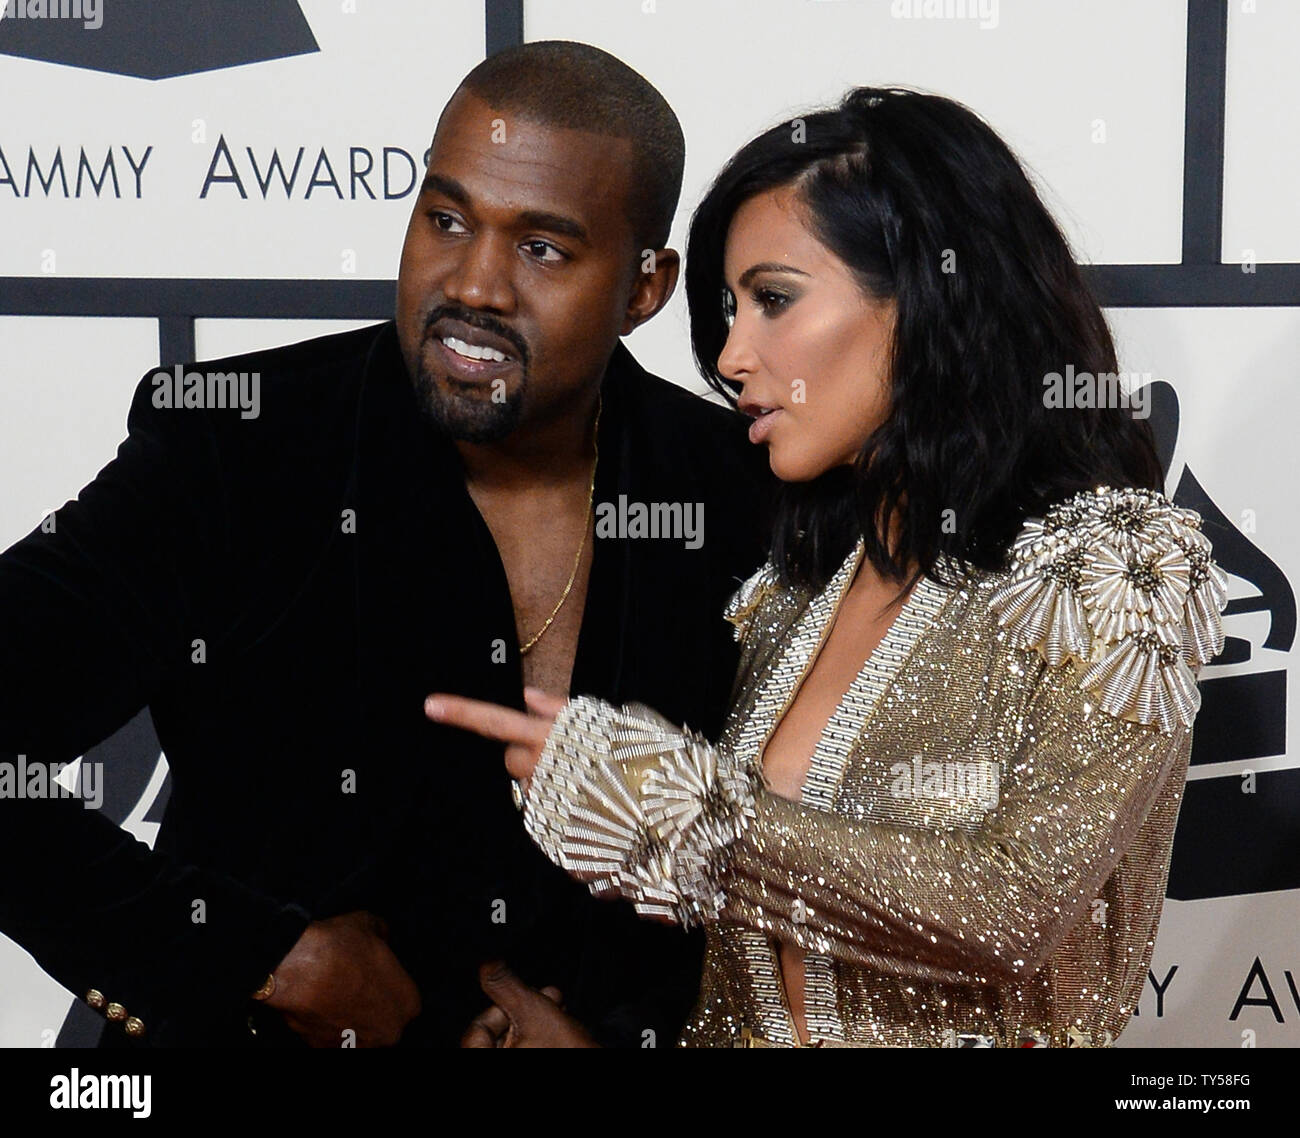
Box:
[1148,380,1298,901]
[0,0,318,80]
[53,708,166,1047]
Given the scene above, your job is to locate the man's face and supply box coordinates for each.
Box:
[396,90,643,443]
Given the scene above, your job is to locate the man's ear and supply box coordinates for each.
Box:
[620,247,681,335]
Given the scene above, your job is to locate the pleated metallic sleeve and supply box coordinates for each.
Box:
[523,696,764,927]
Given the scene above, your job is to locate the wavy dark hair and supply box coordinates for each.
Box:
[686,87,1163,593]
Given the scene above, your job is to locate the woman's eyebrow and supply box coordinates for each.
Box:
[737,263,810,288]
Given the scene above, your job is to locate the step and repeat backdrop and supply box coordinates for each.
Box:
[0,0,1295,1047]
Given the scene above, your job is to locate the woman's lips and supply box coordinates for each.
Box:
[747,407,783,445]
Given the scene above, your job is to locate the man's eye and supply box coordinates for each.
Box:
[523,240,566,263]
[430,211,467,233]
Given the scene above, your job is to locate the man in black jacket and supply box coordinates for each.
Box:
[0,42,770,1046]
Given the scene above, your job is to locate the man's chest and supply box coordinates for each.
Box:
[517,534,593,695]
[468,487,597,697]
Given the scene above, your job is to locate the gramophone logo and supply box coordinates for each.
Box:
[0,0,319,79]
[1146,381,1298,903]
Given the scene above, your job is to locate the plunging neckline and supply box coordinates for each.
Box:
[730,539,957,1045]
[758,544,917,801]
[752,541,952,810]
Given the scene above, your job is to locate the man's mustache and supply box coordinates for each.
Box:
[424,306,530,369]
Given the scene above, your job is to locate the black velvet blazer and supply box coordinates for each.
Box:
[0,320,771,1046]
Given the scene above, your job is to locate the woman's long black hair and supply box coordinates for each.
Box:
[686,87,1163,592]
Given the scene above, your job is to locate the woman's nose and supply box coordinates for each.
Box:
[716,322,756,384]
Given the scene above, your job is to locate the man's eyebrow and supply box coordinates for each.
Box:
[736,262,811,289]
[516,209,590,245]
[420,173,469,205]
[419,174,590,246]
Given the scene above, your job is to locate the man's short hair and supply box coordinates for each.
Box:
[448,40,685,253]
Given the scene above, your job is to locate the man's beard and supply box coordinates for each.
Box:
[412,362,527,443]
[408,307,531,443]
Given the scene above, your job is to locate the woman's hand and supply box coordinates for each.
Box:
[424,686,566,785]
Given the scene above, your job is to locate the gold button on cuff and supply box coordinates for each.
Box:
[105,1002,127,1022]
[123,1017,146,1038]
[85,990,106,1011]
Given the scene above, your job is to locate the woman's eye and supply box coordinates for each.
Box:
[754,288,790,314]
[523,240,566,263]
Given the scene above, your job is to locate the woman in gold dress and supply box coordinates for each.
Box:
[426,87,1228,1048]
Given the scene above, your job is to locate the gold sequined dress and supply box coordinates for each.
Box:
[523,487,1229,1047]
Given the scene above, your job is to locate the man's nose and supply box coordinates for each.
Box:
[442,235,516,313]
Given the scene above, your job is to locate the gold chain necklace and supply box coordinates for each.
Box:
[519,394,601,656]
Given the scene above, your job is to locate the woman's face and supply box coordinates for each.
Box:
[718,186,895,483]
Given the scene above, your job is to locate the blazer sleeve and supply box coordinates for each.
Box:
[0,370,310,1042]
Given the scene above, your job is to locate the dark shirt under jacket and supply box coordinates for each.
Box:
[0,320,771,1047]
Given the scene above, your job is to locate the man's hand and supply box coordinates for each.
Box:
[263,910,421,1047]
[461,961,600,1048]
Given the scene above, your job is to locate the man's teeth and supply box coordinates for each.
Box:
[442,335,508,363]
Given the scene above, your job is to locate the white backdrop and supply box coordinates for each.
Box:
[0,0,1295,1048]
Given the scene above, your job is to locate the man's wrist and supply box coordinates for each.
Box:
[242,902,313,1012]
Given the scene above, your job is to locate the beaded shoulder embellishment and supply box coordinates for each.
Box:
[723,562,782,643]
[989,486,1229,733]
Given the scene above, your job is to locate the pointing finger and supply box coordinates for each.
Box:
[425,694,545,748]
